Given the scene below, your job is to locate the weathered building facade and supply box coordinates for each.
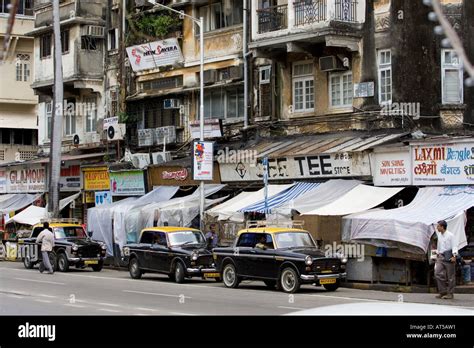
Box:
[0,0,38,164]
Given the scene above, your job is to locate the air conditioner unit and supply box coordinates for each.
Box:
[152,152,172,165]
[319,56,346,72]
[107,124,126,141]
[203,70,217,84]
[163,99,182,109]
[131,153,151,169]
[83,25,105,38]
[73,134,81,145]
[229,65,244,80]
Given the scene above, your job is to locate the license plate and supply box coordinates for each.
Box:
[85,260,98,265]
[320,278,336,285]
[204,272,220,278]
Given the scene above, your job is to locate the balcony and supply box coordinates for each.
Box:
[257,4,289,34]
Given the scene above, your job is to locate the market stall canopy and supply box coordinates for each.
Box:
[0,194,42,213]
[303,185,403,216]
[206,184,294,222]
[342,186,474,253]
[6,205,47,226]
[240,182,320,213]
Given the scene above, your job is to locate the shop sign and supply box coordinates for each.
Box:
[412,142,474,185]
[83,167,110,191]
[126,38,184,72]
[109,170,145,196]
[219,152,371,182]
[0,169,6,193]
[95,191,112,206]
[371,150,412,186]
[193,141,214,181]
[6,164,46,193]
[59,161,82,192]
[190,119,222,139]
[84,191,95,204]
[162,168,188,181]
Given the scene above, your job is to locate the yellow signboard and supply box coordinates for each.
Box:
[83,191,95,204]
[83,167,110,191]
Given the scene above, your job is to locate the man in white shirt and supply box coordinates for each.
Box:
[434,220,458,299]
[36,222,55,274]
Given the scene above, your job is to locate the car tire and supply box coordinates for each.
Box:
[23,257,34,269]
[129,257,142,279]
[222,263,240,288]
[323,281,340,292]
[279,267,301,293]
[264,280,277,289]
[91,260,104,272]
[174,261,185,283]
[57,253,69,272]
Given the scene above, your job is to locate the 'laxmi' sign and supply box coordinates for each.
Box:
[126,39,184,72]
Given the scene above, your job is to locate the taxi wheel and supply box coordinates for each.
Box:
[174,262,185,283]
[222,263,240,288]
[129,257,142,279]
[23,257,34,269]
[323,281,340,292]
[279,267,300,293]
[58,253,69,272]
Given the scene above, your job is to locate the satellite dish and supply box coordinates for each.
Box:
[73,134,80,145]
[107,125,115,140]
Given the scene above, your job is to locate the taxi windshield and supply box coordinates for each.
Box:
[54,226,86,239]
[168,231,205,246]
[274,232,316,249]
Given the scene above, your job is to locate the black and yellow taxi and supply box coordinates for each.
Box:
[19,220,106,272]
[213,227,347,293]
[122,226,219,283]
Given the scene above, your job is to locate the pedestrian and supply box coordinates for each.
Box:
[434,220,458,299]
[36,222,55,274]
[205,224,219,249]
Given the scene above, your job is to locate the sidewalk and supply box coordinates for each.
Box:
[342,281,474,294]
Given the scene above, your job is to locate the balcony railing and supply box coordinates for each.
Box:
[257,4,288,34]
[294,0,358,27]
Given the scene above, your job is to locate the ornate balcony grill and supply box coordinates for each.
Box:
[294,0,327,26]
[335,0,357,22]
[257,4,289,33]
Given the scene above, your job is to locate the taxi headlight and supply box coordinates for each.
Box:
[191,251,199,261]
[305,255,313,266]
[123,247,130,257]
[72,245,78,251]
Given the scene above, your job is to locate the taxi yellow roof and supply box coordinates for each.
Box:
[237,227,309,235]
[141,226,201,233]
[33,223,82,228]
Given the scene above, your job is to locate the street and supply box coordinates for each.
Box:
[1,262,473,316]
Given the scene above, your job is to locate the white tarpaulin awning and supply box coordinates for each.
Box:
[0,194,42,213]
[206,184,294,222]
[342,186,474,253]
[303,184,403,216]
[6,205,47,226]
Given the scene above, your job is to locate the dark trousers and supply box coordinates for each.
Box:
[434,257,455,295]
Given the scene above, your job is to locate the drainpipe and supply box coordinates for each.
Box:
[243,0,249,130]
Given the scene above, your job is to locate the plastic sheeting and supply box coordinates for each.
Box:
[303,185,403,216]
[206,184,294,222]
[5,205,47,226]
[0,194,42,213]
[342,186,474,253]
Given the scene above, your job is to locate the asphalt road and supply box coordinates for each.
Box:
[1,261,474,316]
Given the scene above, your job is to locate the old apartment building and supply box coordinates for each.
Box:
[248,0,474,136]
[0,0,38,164]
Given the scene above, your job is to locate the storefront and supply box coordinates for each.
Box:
[82,165,111,223]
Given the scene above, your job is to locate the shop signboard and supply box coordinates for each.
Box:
[59,161,82,192]
[0,169,6,193]
[371,149,412,186]
[193,141,214,181]
[412,141,474,185]
[109,170,145,196]
[219,152,371,182]
[126,38,184,72]
[83,167,110,191]
[95,191,112,206]
[6,164,46,193]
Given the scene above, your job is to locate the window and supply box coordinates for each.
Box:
[204,87,244,120]
[64,98,76,136]
[140,231,154,244]
[377,49,392,105]
[259,66,271,84]
[46,102,52,140]
[15,54,30,82]
[329,71,353,108]
[40,34,52,59]
[199,0,243,32]
[1,129,11,144]
[442,49,463,104]
[81,36,99,51]
[292,61,314,112]
[108,28,118,51]
[152,232,168,246]
[61,30,69,53]
[84,96,97,133]
[1,0,33,16]
[236,233,258,247]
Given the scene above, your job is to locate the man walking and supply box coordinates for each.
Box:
[36,222,55,274]
[434,220,458,299]
[205,224,219,249]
